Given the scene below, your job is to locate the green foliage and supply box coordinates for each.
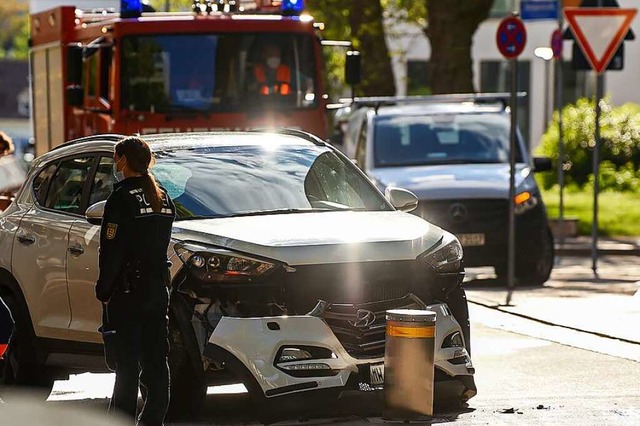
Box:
[0,0,29,59]
[541,186,640,237]
[537,98,640,192]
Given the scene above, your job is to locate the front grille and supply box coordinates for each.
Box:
[415,199,508,233]
[284,260,428,313]
[316,294,427,359]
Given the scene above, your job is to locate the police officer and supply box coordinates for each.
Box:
[96,136,175,426]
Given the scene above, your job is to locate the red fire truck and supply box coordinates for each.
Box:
[30,0,358,155]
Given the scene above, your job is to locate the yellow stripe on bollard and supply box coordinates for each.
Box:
[386,324,435,339]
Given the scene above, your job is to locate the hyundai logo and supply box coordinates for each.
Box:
[349,309,377,328]
[449,203,468,223]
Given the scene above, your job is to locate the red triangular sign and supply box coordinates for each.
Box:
[564,8,637,74]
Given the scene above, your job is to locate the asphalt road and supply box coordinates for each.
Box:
[2,256,639,425]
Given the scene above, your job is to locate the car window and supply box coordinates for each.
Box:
[88,156,116,207]
[32,162,58,205]
[152,139,391,219]
[306,152,378,209]
[44,156,94,215]
[373,113,523,167]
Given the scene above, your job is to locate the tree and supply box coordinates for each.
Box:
[424,0,494,94]
[0,0,29,59]
[307,0,396,97]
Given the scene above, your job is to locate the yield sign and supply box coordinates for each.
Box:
[564,8,637,74]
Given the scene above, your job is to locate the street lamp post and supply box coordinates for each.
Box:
[534,47,554,130]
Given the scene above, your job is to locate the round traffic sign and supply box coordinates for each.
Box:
[551,28,563,59]
[496,16,527,59]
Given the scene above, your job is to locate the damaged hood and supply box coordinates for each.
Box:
[172,211,444,265]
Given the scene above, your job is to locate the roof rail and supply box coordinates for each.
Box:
[340,92,528,110]
[250,127,325,146]
[50,134,126,152]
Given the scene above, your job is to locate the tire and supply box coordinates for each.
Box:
[495,227,554,287]
[0,294,54,401]
[165,315,206,421]
[516,227,554,287]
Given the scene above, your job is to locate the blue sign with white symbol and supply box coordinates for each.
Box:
[521,0,559,21]
[497,16,527,59]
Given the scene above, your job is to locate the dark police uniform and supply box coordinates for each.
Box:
[96,176,175,426]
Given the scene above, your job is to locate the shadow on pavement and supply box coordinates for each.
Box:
[34,390,474,425]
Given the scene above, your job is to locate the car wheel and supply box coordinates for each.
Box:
[0,294,54,401]
[165,315,206,421]
[516,227,554,287]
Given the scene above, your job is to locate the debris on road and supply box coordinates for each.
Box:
[497,407,523,414]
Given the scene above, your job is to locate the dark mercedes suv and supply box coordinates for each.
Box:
[341,96,554,286]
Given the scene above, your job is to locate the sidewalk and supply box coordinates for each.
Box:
[464,255,640,345]
[555,235,640,256]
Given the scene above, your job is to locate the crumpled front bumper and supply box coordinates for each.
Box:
[202,302,476,403]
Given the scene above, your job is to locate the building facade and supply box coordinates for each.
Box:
[386,0,640,152]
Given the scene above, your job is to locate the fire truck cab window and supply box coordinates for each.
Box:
[121,33,317,114]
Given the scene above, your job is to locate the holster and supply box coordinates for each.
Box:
[122,260,143,293]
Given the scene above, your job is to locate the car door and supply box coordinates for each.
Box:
[11,156,95,341]
[67,155,115,343]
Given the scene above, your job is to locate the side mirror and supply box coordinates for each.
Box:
[385,187,418,213]
[66,86,83,107]
[533,157,553,173]
[86,200,106,225]
[66,43,84,108]
[345,50,361,86]
[66,43,84,85]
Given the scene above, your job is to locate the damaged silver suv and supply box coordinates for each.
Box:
[0,130,475,418]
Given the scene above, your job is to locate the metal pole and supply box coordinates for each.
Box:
[591,0,604,276]
[556,53,564,248]
[592,73,603,275]
[506,56,518,305]
[544,60,550,126]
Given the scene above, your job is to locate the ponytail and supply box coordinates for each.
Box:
[115,136,165,213]
[141,172,164,213]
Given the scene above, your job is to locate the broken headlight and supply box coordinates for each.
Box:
[174,241,277,283]
[420,232,463,273]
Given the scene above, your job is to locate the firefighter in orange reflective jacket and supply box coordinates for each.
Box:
[253,43,291,96]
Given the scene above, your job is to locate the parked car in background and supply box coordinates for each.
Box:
[0,130,475,418]
[341,95,554,286]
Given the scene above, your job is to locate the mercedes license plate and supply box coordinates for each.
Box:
[369,363,384,385]
[458,233,485,247]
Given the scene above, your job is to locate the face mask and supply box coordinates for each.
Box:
[113,158,125,182]
[266,56,281,70]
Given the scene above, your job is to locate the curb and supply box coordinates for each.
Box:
[467,298,640,346]
[555,246,640,257]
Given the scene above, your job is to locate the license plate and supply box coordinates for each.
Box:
[369,363,384,385]
[458,233,485,247]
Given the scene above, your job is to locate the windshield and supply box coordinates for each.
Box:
[373,113,523,167]
[152,139,391,219]
[121,33,317,114]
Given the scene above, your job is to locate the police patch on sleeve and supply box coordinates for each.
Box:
[106,223,118,240]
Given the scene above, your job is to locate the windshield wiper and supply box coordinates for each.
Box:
[165,105,211,120]
[224,208,335,218]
